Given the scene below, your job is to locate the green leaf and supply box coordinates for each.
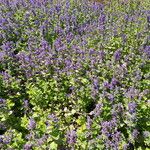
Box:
[50,142,58,150]
[7,99,15,109]
[21,115,28,128]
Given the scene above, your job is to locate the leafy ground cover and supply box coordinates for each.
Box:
[0,0,150,149]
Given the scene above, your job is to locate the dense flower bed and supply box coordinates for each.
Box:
[0,0,150,149]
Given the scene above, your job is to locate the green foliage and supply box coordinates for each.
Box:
[0,0,150,149]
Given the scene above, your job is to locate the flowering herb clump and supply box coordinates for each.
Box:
[0,0,150,149]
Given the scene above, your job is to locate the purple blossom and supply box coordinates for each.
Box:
[54,38,65,51]
[65,59,72,69]
[1,41,13,52]
[101,118,117,137]
[0,98,5,104]
[48,114,58,122]
[147,16,150,23]
[123,142,134,150]
[23,143,32,150]
[111,78,119,86]
[105,131,121,150]
[66,130,77,145]
[2,134,12,144]
[37,138,44,145]
[65,0,70,9]
[101,118,120,149]
[37,135,48,146]
[107,94,114,101]
[135,70,142,81]
[55,26,64,35]
[24,100,29,108]
[89,49,95,55]
[0,135,3,143]
[86,116,92,129]
[144,46,150,58]
[98,13,106,31]
[28,118,36,130]
[123,144,128,150]
[113,50,121,61]
[55,4,61,13]
[128,102,137,114]
[109,78,119,89]
[122,34,127,44]
[66,32,74,43]
[25,132,34,140]
[112,103,123,116]
[93,77,99,89]
[112,131,121,142]
[99,13,106,24]
[40,39,50,50]
[1,71,11,82]
[143,131,150,138]
[92,3,99,11]
[125,87,139,99]
[89,103,103,117]
[0,51,5,61]
[29,0,35,5]
[0,18,8,26]
[132,129,139,139]
[103,81,110,89]
[98,50,105,61]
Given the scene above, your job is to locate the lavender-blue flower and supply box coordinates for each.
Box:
[28,118,36,130]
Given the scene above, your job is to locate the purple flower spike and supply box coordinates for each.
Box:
[99,13,106,24]
[48,114,58,122]
[0,51,5,61]
[132,129,139,139]
[114,50,121,61]
[89,103,103,117]
[66,0,70,9]
[24,100,29,108]
[103,81,110,89]
[55,4,61,13]
[28,118,36,130]
[0,98,5,104]
[128,102,137,114]
[23,143,32,150]
[111,78,118,86]
[147,16,150,23]
[144,46,150,58]
[93,77,99,89]
[86,116,92,129]
[143,131,150,138]
[66,130,77,145]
